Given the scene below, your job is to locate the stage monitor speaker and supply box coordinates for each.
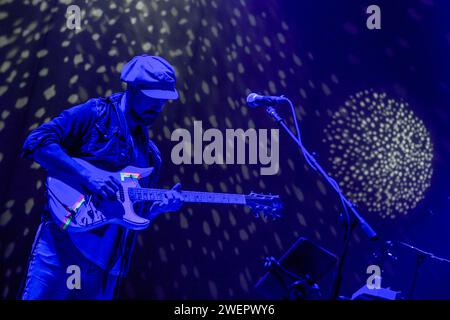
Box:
[254,237,337,300]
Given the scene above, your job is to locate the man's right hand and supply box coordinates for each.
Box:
[32,144,122,201]
[81,172,122,201]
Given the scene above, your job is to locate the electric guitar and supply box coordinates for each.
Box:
[47,158,283,232]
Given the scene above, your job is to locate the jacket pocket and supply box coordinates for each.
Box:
[86,124,120,156]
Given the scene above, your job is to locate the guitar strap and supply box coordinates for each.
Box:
[110,93,162,299]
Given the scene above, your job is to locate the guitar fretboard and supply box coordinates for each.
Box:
[128,188,247,205]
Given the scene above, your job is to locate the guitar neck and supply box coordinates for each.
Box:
[129,188,247,205]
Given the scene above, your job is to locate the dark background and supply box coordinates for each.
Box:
[1,0,450,299]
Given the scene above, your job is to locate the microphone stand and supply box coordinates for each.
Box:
[264,105,378,300]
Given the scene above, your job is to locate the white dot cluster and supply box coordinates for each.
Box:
[323,90,434,219]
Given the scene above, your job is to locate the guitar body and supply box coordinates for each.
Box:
[47,158,154,232]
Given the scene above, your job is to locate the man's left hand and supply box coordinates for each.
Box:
[150,182,183,214]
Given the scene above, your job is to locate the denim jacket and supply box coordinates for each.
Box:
[22,92,162,275]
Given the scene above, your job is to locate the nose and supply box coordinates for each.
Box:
[151,99,166,110]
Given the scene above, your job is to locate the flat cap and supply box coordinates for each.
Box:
[121,54,179,100]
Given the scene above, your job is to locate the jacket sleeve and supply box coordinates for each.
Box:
[21,100,97,160]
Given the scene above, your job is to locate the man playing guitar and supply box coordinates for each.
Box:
[20,55,184,299]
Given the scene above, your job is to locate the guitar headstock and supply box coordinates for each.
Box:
[245,192,283,220]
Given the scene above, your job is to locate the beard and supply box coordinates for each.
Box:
[141,114,157,126]
[130,107,158,126]
[141,110,158,125]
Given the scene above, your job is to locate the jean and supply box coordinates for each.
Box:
[21,220,120,300]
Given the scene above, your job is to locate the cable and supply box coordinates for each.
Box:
[282,97,355,299]
[284,98,352,239]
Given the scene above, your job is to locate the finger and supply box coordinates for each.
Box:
[102,185,116,198]
[110,176,122,190]
[171,191,182,201]
[166,191,175,200]
[174,192,183,200]
[105,179,119,193]
[96,190,107,201]
[170,183,183,200]
[172,182,182,191]
[153,201,163,208]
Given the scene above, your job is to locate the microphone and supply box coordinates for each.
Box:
[246,93,288,108]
